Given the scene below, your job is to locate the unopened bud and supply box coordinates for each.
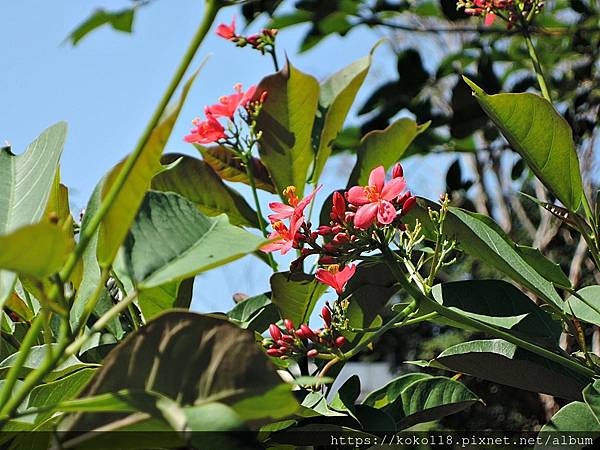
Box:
[344,212,355,223]
[267,348,281,357]
[317,225,332,235]
[335,336,347,347]
[310,231,318,240]
[321,306,332,326]
[300,324,316,340]
[282,334,295,343]
[319,256,337,265]
[392,163,404,179]
[269,324,282,341]
[284,319,294,331]
[331,224,343,234]
[332,233,350,244]
[306,349,319,358]
[402,196,417,216]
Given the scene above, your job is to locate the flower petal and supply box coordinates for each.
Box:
[354,203,378,229]
[377,200,397,225]
[381,177,406,201]
[368,166,385,192]
[268,202,294,220]
[346,186,370,205]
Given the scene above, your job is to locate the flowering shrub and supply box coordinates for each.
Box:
[1,0,600,447]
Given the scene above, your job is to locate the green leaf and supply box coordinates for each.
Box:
[363,373,432,410]
[397,376,479,429]
[67,8,135,46]
[97,69,201,266]
[121,191,264,289]
[227,294,280,333]
[463,77,583,211]
[27,368,96,424]
[153,154,262,228]
[537,402,600,441]
[565,286,600,326]
[0,223,73,278]
[583,379,600,425]
[430,280,561,345]
[408,199,564,309]
[0,344,97,382]
[347,118,429,187]
[311,52,372,182]
[232,383,298,421]
[255,61,320,198]
[137,278,194,321]
[330,375,361,416]
[433,339,588,400]
[0,122,66,307]
[270,272,327,326]
[62,311,298,433]
[196,145,276,193]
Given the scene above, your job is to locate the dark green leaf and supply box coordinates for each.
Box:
[363,373,432,410]
[537,402,600,442]
[566,286,600,326]
[227,294,280,332]
[136,278,194,321]
[67,8,135,46]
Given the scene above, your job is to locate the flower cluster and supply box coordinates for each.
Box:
[457,0,543,28]
[264,306,347,360]
[184,83,266,145]
[216,18,278,56]
[262,164,416,280]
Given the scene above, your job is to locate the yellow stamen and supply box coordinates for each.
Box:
[326,264,340,275]
[364,185,380,202]
[283,186,299,207]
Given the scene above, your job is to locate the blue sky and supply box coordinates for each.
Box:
[1,1,448,313]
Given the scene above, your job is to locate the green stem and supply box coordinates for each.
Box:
[0,314,44,410]
[522,27,551,101]
[269,49,280,72]
[383,252,595,379]
[55,0,221,289]
[397,312,439,327]
[243,153,278,271]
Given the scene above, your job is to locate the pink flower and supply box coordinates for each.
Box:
[268,185,321,222]
[261,216,304,255]
[330,191,346,222]
[184,115,226,144]
[205,84,257,119]
[216,18,236,40]
[315,264,356,295]
[346,166,406,229]
[484,13,496,26]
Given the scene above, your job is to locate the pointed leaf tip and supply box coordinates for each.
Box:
[461,76,485,97]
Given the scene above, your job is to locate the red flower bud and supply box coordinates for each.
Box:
[310,231,318,240]
[392,163,404,179]
[344,212,355,223]
[279,345,288,352]
[306,349,319,358]
[331,192,346,222]
[332,233,350,244]
[282,334,295,343]
[246,34,260,46]
[300,324,316,340]
[269,324,282,341]
[284,319,294,331]
[317,225,332,235]
[321,306,332,326]
[331,224,343,234]
[335,336,347,347]
[396,191,410,206]
[402,196,417,216]
[267,348,282,357]
[295,328,306,339]
[324,243,338,253]
[319,256,337,265]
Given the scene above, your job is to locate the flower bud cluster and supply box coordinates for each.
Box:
[263,306,347,360]
[457,0,543,28]
[216,18,278,56]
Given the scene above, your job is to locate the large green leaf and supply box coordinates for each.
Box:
[196,144,276,193]
[255,61,320,198]
[464,78,583,211]
[583,379,600,425]
[0,223,72,278]
[430,280,561,345]
[152,154,261,228]
[62,311,298,433]
[432,339,588,400]
[0,344,96,382]
[311,52,372,183]
[136,278,194,321]
[565,285,600,326]
[97,69,201,266]
[121,191,264,289]
[0,122,66,307]
[347,118,428,187]
[537,402,600,447]
[397,376,479,429]
[270,272,327,326]
[363,373,432,410]
[408,199,564,309]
